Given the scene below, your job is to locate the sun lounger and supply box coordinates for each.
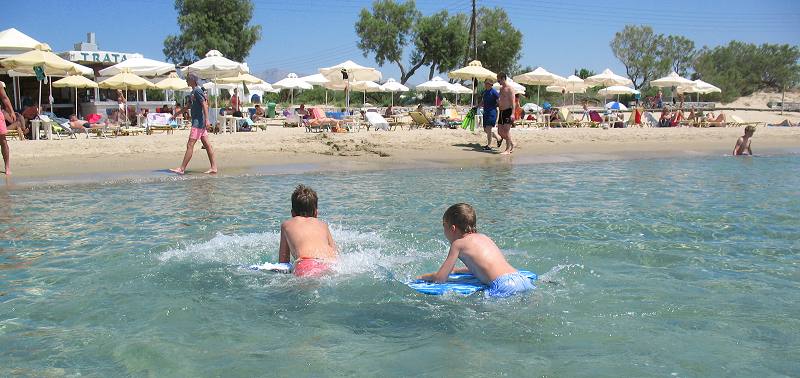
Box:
[728,115,764,128]
[145,113,175,135]
[408,111,434,129]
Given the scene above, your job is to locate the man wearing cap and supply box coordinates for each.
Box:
[170,73,217,175]
[478,78,502,151]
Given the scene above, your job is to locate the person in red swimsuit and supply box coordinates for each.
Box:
[278,185,338,277]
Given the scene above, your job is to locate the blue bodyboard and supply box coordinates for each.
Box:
[407,270,537,295]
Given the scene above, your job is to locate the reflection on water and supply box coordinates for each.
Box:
[1,155,799,376]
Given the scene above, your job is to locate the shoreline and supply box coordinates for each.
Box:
[3,126,800,187]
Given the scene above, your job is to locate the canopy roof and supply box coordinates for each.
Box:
[0,28,41,58]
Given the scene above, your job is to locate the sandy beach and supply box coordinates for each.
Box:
[5,109,800,183]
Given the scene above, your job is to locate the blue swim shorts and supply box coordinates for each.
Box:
[486,272,535,298]
[483,109,497,128]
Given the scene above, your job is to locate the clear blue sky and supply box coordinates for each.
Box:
[4,0,799,84]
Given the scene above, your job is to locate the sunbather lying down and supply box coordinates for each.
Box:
[308,108,340,128]
[770,119,797,127]
[68,115,105,135]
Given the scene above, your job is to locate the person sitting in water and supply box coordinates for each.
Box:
[417,203,535,298]
[279,185,338,277]
[732,125,755,156]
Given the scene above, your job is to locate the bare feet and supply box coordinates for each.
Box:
[169,168,185,175]
[500,150,513,155]
[3,170,10,175]
[204,169,217,174]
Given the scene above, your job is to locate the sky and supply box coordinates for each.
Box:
[4,0,799,85]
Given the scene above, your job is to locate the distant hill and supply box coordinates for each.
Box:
[258,68,309,83]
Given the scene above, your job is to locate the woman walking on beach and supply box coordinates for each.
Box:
[170,73,217,175]
[0,82,14,175]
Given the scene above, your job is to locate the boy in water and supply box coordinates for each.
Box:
[732,125,755,156]
[418,203,534,298]
[278,185,337,277]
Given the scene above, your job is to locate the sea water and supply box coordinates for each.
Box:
[1,155,798,377]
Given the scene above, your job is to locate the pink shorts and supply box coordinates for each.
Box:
[0,111,6,135]
[293,259,331,277]
[189,127,207,140]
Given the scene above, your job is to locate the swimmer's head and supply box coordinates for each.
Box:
[443,203,477,234]
[745,125,756,136]
[291,185,318,217]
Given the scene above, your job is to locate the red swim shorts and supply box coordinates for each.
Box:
[0,111,6,135]
[189,127,207,140]
[293,259,331,277]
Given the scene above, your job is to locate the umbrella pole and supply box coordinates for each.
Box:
[48,76,53,113]
[11,76,17,110]
[75,88,78,118]
[537,86,540,105]
[325,90,328,106]
[38,79,42,113]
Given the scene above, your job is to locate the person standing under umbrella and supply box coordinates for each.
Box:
[497,73,516,155]
[0,82,15,175]
[170,73,217,175]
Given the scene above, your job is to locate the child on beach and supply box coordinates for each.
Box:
[732,125,756,156]
[278,185,337,277]
[417,203,534,298]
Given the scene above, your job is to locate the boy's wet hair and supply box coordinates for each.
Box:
[443,203,477,233]
[291,185,318,217]
[745,125,756,134]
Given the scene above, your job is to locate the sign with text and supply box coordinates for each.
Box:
[63,51,143,65]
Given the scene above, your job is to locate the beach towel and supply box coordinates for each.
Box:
[86,113,102,123]
[365,112,390,130]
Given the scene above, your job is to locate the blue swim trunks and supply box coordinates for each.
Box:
[486,272,535,298]
[483,108,497,127]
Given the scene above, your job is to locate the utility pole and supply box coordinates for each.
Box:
[470,0,477,61]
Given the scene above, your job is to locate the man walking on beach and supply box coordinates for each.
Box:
[0,82,15,175]
[478,79,502,151]
[497,72,515,155]
[170,73,217,175]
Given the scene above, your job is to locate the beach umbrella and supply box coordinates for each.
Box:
[448,60,496,106]
[154,73,190,103]
[561,75,588,104]
[320,60,382,112]
[299,73,331,105]
[493,77,526,94]
[513,67,561,105]
[445,82,471,106]
[605,101,627,111]
[273,73,313,105]
[52,75,98,117]
[99,57,175,77]
[0,28,43,108]
[651,71,694,103]
[98,69,154,121]
[1,43,88,111]
[522,103,541,113]
[380,78,409,107]
[417,76,452,106]
[248,83,277,93]
[585,68,632,88]
[217,73,265,85]
[597,85,639,103]
[677,79,721,102]
[182,50,248,107]
[350,80,383,105]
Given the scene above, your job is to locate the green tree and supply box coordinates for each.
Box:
[355,0,421,84]
[163,0,261,65]
[411,11,469,80]
[573,68,596,79]
[659,35,696,76]
[475,7,523,74]
[610,25,666,89]
[694,41,800,102]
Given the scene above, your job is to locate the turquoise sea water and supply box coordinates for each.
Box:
[1,155,799,377]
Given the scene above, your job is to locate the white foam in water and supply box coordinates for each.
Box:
[537,264,584,284]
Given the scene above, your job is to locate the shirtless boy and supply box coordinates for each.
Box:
[732,125,755,156]
[417,203,534,298]
[496,72,516,154]
[278,185,338,277]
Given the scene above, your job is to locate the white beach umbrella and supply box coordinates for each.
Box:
[585,69,633,88]
[99,57,175,77]
[597,86,639,96]
[445,82,471,105]
[513,66,561,105]
[273,72,313,105]
[417,76,452,106]
[182,50,248,107]
[493,77,526,94]
[320,60,382,111]
[0,28,43,108]
[380,78,408,107]
[248,83,277,93]
[650,71,694,88]
[676,79,722,102]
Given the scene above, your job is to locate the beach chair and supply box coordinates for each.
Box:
[306,108,336,132]
[145,113,175,135]
[283,113,302,128]
[408,111,434,129]
[728,115,764,128]
[547,108,577,128]
[643,112,659,128]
